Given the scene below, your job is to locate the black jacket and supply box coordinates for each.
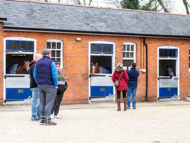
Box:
[29,60,37,88]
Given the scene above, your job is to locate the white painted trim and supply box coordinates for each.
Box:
[3,37,36,105]
[157,46,180,100]
[46,39,63,69]
[88,41,115,102]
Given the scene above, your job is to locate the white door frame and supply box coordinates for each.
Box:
[3,37,36,105]
[88,41,115,101]
[157,46,180,99]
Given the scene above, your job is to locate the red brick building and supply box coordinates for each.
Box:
[0,0,190,105]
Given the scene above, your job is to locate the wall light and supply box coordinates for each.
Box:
[75,37,81,41]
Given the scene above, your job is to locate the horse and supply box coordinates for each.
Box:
[91,62,111,75]
[16,60,30,74]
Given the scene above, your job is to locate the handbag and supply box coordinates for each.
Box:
[114,72,123,87]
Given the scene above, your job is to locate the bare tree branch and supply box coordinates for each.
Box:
[157,0,169,12]
[182,0,190,14]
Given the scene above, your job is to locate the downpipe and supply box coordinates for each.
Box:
[143,38,148,102]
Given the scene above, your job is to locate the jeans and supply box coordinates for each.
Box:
[31,87,40,120]
[127,87,137,108]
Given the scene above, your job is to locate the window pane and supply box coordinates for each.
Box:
[97,45,101,52]
[127,45,130,51]
[7,41,13,50]
[131,45,134,51]
[159,49,164,57]
[123,60,134,67]
[103,45,107,53]
[126,52,129,58]
[56,51,60,57]
[52,42,56,49]
[123,45,126,51]
[123,52,126,58]
[189,50,190,55]
[130,53,134,58]
[28,42,34,51]
[14,41,20,50]
[21,42,27,50]
[47,42,51,49]
[173,50,177,57]
[164,49,168,57]
[57,42,61,49]
[189,56,190,61]
[91,44,96,52]
[57,58,60,62]
[52,58,55,61]
[168,49,172,57]
[51,51,55,57]
[189,63,190,69]
[108,45,113,53]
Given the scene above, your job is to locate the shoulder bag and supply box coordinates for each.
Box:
[114,72,123,87]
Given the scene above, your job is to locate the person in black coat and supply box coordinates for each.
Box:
[29,53,42,121]
[126,62,139,109]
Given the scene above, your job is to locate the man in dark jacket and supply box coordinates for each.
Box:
[126,62,139,109]
[30,53,42,121]
[34,49,58,126]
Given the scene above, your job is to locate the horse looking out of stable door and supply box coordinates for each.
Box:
[91,62,112,76]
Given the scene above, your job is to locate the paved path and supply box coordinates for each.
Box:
[0,101,190,143]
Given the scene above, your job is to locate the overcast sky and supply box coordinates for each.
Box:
[53,0,188,14]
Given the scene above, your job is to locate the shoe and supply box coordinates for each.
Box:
[127,107,130,109]
[133,107,136,109]
[50,114,54,120]
[45,120,57,126]
[31,118,40,121]
[117,108,121,111]
[54,115,61,119]
[40,119,45,125]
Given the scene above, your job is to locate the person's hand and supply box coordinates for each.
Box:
[55,86,58,89]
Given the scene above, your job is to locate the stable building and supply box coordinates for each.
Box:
[0,0,190,105]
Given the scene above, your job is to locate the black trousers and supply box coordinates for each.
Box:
[51,92,64,116]
[117,90,126,99]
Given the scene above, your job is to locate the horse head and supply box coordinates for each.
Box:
[91,62,101,76]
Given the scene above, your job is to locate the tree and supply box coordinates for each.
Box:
[182,0,190,14]
[70,0,93,5]
[120,0,140,9]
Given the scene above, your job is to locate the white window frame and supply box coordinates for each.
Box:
[46,39,63,69]
[123,42,136,69]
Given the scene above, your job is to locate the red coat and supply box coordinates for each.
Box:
[112,70,129,91]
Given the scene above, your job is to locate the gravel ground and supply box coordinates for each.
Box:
[0,101,190,143]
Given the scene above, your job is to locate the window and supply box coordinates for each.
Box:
[90,43,113,54]
[123,42,136,69]
[46,39,63,68]
[159,49,177,58]
[6,40,34,52]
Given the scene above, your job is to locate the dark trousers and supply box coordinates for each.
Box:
[39,86,57,120]
[117,90,126,99]
[51,92,64,116]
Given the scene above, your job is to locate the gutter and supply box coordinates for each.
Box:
[3,26,190,39]
[143,37,148,102]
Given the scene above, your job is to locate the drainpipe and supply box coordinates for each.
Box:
[143,37,148,101]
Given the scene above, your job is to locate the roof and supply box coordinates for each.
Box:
[1,0,190,38]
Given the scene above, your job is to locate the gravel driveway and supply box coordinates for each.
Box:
[0,101,190,143]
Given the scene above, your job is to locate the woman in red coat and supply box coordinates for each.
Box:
[112,63,129,111]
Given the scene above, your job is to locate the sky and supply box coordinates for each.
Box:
[51,0,188,14]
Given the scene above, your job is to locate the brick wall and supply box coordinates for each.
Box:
[0,29,189,105]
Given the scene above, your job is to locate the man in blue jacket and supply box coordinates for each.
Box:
[34,49,58,126]
[126,62,139,109]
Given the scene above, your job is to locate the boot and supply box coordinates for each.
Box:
[117,99,121,111]
[124,98,127,111]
